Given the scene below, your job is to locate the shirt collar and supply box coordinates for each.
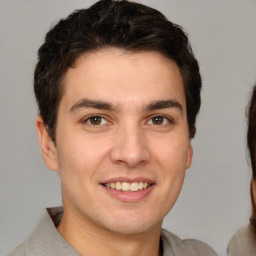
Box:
[28,207,173,256]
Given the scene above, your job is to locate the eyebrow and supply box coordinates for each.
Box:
[70,98,183,113]
[144,99,183,113]
[70,98,117,112]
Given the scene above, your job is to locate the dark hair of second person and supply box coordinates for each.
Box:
[248,85,256,236]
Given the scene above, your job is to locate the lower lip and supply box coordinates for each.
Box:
[101,185,155,202]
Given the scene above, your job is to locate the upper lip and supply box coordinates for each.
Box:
[101,177,155,185]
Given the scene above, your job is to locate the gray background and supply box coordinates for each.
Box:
[1,0,256,255]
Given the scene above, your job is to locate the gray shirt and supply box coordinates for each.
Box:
[8,207,217,256]
[228,224,256,256]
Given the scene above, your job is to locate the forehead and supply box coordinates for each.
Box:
[61,48,185,109]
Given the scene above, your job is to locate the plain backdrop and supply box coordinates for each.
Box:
[1,1,256,255]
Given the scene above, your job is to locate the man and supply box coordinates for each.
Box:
[9,0,216,255]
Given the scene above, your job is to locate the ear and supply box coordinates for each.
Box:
[36,116,59,171]
[185,143,193,169]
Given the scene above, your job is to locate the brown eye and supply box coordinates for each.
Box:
[87,116,106,125]
[151,116,165,125]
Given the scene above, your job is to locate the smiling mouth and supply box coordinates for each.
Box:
[103,182,151,192]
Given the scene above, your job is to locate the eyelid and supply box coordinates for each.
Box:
[147,114,174,124]
[82,114,110,125]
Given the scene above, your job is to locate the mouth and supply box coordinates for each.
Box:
[100,178,155,202]
[100,177,156,203]
[103,181,151,192]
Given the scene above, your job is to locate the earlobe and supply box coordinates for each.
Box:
[186,144,193,169]
[36,116,59,171]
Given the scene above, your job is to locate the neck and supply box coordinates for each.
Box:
[57,207,162,256]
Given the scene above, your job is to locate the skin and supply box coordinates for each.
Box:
[36,48,193,256]
[253,179,256,204]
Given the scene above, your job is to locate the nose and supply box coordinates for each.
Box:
[109,125,151,168]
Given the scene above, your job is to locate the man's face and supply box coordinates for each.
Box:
[39,48,193,235]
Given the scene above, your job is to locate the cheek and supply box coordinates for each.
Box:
[151,136,190,199]
[56,134,110,179]
[153,136,190,170]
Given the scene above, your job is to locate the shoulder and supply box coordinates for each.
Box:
[7,208,56,256]
[7,242,26,256]
[228,224,256,256]
[7,207,80,256]
[161,228,217,256]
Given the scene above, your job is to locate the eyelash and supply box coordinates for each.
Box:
[147,115,174,126]
[82,115,109,126]
[82,114,174,126]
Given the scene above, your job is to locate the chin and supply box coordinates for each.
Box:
[99,213,163,236]
[105,222,157,235]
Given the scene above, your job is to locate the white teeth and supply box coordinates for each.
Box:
[130,182,139,191]
[122,182,130,191]
[104,181,150,192]
[116,182,122,190]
